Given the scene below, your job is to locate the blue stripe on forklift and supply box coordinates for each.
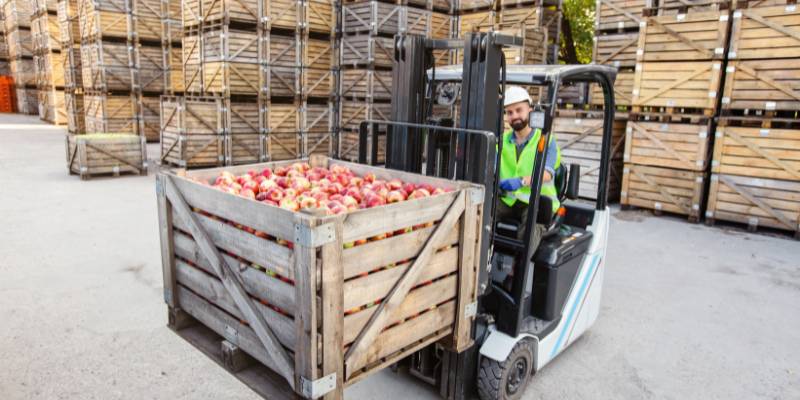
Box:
[549,254,601,358]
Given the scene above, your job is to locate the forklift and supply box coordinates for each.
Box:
[353,32,617,399]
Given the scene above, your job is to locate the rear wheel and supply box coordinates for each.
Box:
[477,339,534,400]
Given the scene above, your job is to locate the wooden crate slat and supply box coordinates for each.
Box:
[341,35,394,67]
[593,31,639,68]
[66,134,147,178]
[596,0,648,32]
[340,68,392,100]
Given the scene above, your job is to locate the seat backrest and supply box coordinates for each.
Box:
[554,165,568,201]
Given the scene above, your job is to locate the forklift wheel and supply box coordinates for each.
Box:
[477,339,534,400]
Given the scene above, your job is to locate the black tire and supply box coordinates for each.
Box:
[477,339,535,400]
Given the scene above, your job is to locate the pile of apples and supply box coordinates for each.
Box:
[203,162,449,214]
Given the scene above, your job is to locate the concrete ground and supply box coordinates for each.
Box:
[0,113,798,400]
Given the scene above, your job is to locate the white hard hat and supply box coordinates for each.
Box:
[504,85,531,107]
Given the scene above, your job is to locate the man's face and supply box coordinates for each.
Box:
[505,101,531,131]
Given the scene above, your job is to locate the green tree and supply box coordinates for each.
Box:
[561,0,596,64]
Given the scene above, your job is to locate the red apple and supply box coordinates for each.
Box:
[258,179,277,192]
[242,180,258,193]
[283,188,298,199]
[297,195,318,210]
[279,198,299,212]
[432,187,446,195]
[247,169,258,178]
[342,195,359,210]
[364,193,386,208]
[262,199,278,207]
[402,182,416,194]
[409,188,431,199]
[387,190,405,203]
[276,176,289,188]
[387,179,403,190]
[329,194,343,203]
[327,200,347,215]
[256,192,270,202]
[290,176,311,192]
[275,166,288,176]
[330,165,347,175]
[265,187,284,202]
[240,188,256,200]
[345,187,362,203]
[260,167,273,178]
[363,173,376,183]
[311,190,329,203]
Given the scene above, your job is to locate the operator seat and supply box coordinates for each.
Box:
[494,164,571,240]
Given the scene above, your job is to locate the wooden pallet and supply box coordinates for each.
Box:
[638,10,730,62]
[66,134,147,179]
[84,92,141,134]
[712,125,800,181]
[157,157,482,399]
[3,0,34,31]
[624,119,712,171]
[632,60,723,110]
[593,31,639,69]
[340,68,392,101]
[722,58,800,112]
[37,87,68,125]
[621,163,706,220]
[7,28,34,59]
[590,68,635,107]
[553,112,627,201]
[595,0,650,33]
[341,35,395,68]
[707,173,800,235]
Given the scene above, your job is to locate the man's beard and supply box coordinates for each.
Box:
[510,119,527,131]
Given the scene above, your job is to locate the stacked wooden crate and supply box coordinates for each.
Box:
[79,0,142,136]
[33,0,68,124]
[58,0,85,133]
[339,0,455,161]
[706,1,800,236]
[499,0,560,63]
[621,1,731,221]
[3,0,37,114]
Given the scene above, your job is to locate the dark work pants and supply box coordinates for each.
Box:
[495,200,546,252]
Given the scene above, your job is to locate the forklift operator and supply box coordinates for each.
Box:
[496,86,561,250]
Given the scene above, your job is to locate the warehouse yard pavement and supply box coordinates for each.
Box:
[0,113,798,400]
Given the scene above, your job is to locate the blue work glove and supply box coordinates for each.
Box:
[499,177,523,192]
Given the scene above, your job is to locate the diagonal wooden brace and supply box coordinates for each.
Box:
[344,191,467,378]
[164,175,296,389]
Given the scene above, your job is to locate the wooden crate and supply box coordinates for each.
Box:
[728,5,800,60]
[458,10,495,35]
[624,119,712,171]
[62,44,84,89]
[721,59,800,112]
[160,95,226,167]
[80,40,136,91]
[7,28,34,59]
[593,31,638,69]
[632,60,723,110]
[621,163,706,220]
[167,45,184,93]
[31,13,61,53]
[140,95,162,142]
[342,2,405,36]
[130,0,163,42]
[136,43,169,94]
[341,35,394,68]
[496,23,546,65]
[268,131,300,160]
[267,102,300,133]
[302,36,336,69]
[65,90,86,134]
[200,28,262,96]
[79,0,131,40]
[37,87,68,125]
[653,0,729,15]
[339,130,387,163]
[58,3,82,45]
[590,68,635,107]
[340,69,392,101]
[712,125,800,181]
[302,102,334,157]
[66,134,147,179]
[304,0,335,34]
[553,112,627,200]
[10,58,36,87]
[301,67,335,99]
[500,4,561,44]
[34,0,59,14]
[339,100,391,132]
[15,87,39,115]
[707,173,800,235]
[265,33,301,67]
[84,92,140,134]
[157,157,482,399]
[226,101,266,164]
[183,0,262,26]
[3,0,34,31]
[34,51,66,89]
[265,66,301,97]
[637,11,730,62]
[595,0,650,32]
[265,0,303,30]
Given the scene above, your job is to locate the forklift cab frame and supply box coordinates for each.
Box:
[353,32,617,399]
